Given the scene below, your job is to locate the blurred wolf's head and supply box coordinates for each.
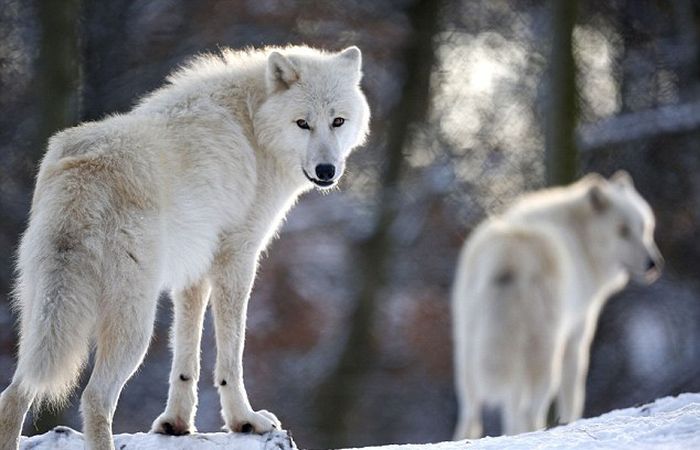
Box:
[581,171,663,284]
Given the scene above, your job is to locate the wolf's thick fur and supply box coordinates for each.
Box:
[452,173,663,439]
[0,45,369,450]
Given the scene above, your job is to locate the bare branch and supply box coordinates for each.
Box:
[578,101,700,152]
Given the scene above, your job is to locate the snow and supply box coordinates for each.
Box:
[19,428,297,449]
[340,393,700,450]
[18,393,700,449]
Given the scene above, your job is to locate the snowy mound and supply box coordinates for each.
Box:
[19,427,296,449]
[19,393,700,449]
[341,393,700,450]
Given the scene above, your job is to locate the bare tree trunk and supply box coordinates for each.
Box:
[545,0,578,426]
[312,1,441,447]
[670,0,700,101]
[31,0,83,435]
[36,0,83,149]
[545,0,578,186]
[615,0,648,114]
[81,0,131,120]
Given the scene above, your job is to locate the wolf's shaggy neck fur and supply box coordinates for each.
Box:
[134,46,336,116]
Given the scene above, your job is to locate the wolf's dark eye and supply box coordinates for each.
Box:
[332,117,345,127]
[296,119,310,130]
[619,223,631,239]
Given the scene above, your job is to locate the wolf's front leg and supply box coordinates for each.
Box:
[152,279,211,435]
[210,247,281,434]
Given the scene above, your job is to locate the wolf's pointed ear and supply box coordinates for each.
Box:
[611,170,634,189]
[580,172,605,185]
[267,51,299,94]
[337,46,363,82]
[588,183,610,213]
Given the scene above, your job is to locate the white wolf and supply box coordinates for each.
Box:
[452,172,663,439]
[0,45,370,450]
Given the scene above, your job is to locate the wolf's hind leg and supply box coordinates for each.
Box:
[502,392,521,436]
[151,278,211,435]
[453,397,483,440]
[80,273,158,450]
[0,381,35,450]
[522,380,556,433]
[453,356,483,439]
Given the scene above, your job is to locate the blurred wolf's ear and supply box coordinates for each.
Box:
[580,173,610,213]
[266,51,299,93]
[580,172,605,185]
[588,183,610,213]
[339,46,361,66]
[337,46,363,82]
[611,170,634,189]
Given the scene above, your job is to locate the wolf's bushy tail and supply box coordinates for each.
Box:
[11,195,100,407]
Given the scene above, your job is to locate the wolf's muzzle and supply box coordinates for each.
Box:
[303,169,335,187]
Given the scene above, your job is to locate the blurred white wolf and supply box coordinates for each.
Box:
[452,172,663,439]
[0,45,370,450]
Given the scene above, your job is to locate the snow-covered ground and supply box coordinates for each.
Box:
[341,393,700,450]
[19,428,297,449]
[19,393,700,449]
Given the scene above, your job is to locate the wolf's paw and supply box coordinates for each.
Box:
[224,409,281,434]
[150,413,196,436]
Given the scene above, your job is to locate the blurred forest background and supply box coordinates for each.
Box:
[1,0,700,448]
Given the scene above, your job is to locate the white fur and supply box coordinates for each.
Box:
[452,172,663,439]
[0,45,370,450]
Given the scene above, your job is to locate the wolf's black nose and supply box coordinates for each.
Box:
[646,258,657,272]
[315,164,336,181]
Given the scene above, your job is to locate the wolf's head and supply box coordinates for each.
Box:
[581,171,663,284]
[255,46,370,189]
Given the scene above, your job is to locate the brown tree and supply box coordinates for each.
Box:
[545,0,578,186]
